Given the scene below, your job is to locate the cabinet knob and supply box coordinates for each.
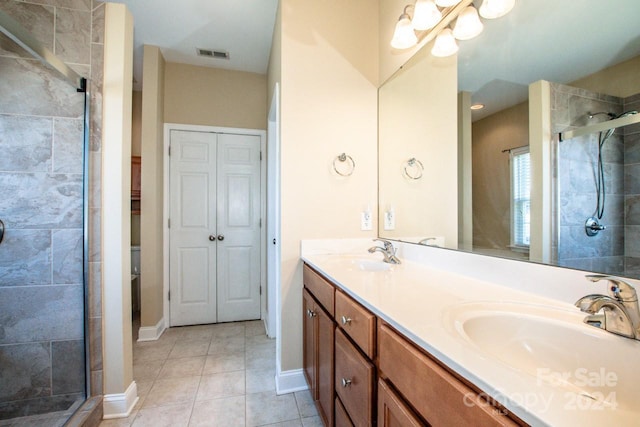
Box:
[341,378,352,387]
[340,315,352,325]
[209,235,216,241]
[307,309,316,318]
[217,234,225,241]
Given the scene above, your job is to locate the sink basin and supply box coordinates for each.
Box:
[322,255,393,272]
[350,258,392,272]
[447,302,640,410]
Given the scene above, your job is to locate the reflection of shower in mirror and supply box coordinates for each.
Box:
[585,110,639,237]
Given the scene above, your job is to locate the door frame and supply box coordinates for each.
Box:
[163,123,267,327]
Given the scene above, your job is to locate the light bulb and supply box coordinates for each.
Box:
[391,13,418,49]
[412,0,442,31]
[452,6,483,40]
[431,28,458,57]
[479,0,515,19]
[435,0,462,7]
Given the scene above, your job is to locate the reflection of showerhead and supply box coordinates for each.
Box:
[617,110,638,119]
[588,111,616,119]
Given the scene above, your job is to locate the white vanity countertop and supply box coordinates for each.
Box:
[301,252,639,427]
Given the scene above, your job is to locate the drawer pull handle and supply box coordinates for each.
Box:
[341,378,352,387]
[341,315,352,325]
[307,309,317,318]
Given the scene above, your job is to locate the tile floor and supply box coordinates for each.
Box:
[99,320,320,427]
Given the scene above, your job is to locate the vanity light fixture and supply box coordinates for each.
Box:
[431,28,458,57]
[452,6,484,40]
[479,0,515,19]
[391,6,419,49]
[435,0,462,6]
[390,0,515,57]
[412,0,442,31]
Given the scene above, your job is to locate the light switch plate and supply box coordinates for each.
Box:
[384,210,395,230]
[361,211,372,231]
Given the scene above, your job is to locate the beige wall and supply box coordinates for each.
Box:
[273,0,379,372]
[140,45,166,328]
[164,63,267,130]
[571,55,640,98]
[102,2,134,398]
[378,44,458,247]
[472,101,528,251]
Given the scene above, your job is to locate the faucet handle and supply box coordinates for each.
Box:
[586,274,638,303]
[373,238,394,252]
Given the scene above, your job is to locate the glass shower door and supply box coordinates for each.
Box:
[0,5,89,425]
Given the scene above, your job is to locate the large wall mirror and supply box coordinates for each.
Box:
[378,0,640,279]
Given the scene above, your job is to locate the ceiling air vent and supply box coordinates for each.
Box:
[196,48,230,60]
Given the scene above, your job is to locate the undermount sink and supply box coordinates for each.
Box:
[351,258,392,272]
[446,302,640,410]
[323,255,393,272]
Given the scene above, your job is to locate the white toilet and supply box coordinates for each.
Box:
[131,246,141,312]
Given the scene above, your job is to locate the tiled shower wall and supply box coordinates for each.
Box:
[624,93,640,277]
[551,82,625,274]
[0,0,104,420]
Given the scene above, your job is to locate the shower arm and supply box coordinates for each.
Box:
[559,113,640,141]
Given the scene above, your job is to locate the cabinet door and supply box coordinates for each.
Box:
[335,397,355,427]
[317,306,335,426]
[378,379,425,427]
[303,289,317,399]
[335,329,375,427]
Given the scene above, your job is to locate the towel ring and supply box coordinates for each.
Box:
[403,158,424,180]
[333,153,355,177]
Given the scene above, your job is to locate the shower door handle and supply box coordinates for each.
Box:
[0,219,4,245]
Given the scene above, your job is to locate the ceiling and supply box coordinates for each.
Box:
[458,0,640,120]
[109,0,278,90]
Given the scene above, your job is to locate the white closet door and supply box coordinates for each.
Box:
[169,130,218,326]
[216,133,262,322]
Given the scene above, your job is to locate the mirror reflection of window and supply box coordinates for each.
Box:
[510,147,530,251]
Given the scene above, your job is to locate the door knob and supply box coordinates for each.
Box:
[209,235,216,241]
[217,235,224,241]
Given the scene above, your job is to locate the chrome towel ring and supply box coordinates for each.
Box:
[0,219,4,245]
[333,153,355,177]
[403,157,424,180]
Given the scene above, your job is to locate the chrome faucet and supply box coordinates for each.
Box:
[368,238,401,264]
[574,274,640,340]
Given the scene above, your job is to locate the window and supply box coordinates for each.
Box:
[510,147,530,248]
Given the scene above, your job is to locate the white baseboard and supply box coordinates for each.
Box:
[137,317,166,342]
[102,381,138,419]
[275,369,308,395]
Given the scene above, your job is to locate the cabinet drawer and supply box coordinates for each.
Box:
[378,379,425,427]
[335,290,376,358]
[379,323,519,427]
[303,264,335,316]
[335,329,375,427]
[335,397,354,427]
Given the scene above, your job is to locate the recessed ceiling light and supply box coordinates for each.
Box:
[470,103,485,110]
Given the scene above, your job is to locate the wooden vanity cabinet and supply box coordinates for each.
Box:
[378,322,520,427]
[378,379,424,427]
[334,329,375,426]
[303,270,335,426]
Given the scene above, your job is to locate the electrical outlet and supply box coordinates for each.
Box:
[361,211,372,231]
[384,210,395,230]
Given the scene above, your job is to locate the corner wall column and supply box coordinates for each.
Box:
[101,2,137,418]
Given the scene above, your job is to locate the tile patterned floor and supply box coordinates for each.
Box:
[99,321,320,427]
